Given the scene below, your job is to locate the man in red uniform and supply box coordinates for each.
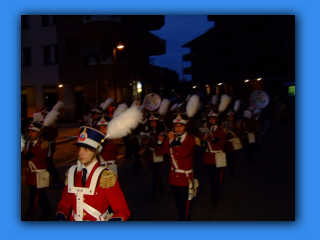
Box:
[22,121,52,221]
[141,112,166,201]
[87,106,102,129]
[201,109,227,205]
[156,113,196,221]
[221,110,241,178]
[41,107,60,182]
[96,115,120,173]
[56,126,130,221]
[239,109,258,165]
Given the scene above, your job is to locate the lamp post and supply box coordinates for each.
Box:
[113,44,124,104]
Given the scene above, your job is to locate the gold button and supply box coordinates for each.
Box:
[84,212,86,216]
[96,192,98,195]
[83,198,85,201]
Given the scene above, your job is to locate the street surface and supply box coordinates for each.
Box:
[21,119,295,221]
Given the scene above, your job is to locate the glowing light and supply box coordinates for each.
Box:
[257,78,262,81]
[117,44,124,49]
[137,81,142,93]
[245,80,249,83]
[218,83,222,85]
[193,86,197,89]
[59,84,63,88]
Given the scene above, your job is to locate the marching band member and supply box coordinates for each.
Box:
[239,109,258,165]
[156,113,196,220]
[56,126,130,221]
[201,109,227,205]
[22,121,51,221]
[222,110,240,178]
[221,100,241,178]
[155,95,200,221]
[141,112,166,201]
[96,115,120,172]
[41,105,61,183]
[87,106,103,129]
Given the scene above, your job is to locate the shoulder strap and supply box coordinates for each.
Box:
[67,165,78,192]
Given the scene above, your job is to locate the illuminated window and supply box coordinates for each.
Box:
[288,86,295,96]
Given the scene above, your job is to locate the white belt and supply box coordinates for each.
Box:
[101,159,116,165]
[30,169,46,173]
[28,161,46,172]
[170,168,193,174]
[210,150,223,153]
[72,204,112,221]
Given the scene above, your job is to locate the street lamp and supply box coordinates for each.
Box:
[113,44,124,103]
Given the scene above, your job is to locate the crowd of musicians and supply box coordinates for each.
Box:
[21,93,263,221]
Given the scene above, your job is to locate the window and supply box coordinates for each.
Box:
[41,15,56,26]
[21,15,30,29]
[43,45,57,65]
[21,48,32,67]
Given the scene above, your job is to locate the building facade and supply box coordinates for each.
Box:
[22,15,179,121]
[182,15,295,103]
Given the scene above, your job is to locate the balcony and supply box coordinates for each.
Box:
[141,32,166,56]
[183,52,194,61]
[183,67,192,75]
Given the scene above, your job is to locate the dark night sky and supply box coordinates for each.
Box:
[150,15,214,81]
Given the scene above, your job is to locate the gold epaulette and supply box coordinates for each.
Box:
[99,170,117,189]
[41,140,49,149]
[194,137,201,146]
[65,168,70,186]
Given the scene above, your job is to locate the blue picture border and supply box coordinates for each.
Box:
[4,0,319,239]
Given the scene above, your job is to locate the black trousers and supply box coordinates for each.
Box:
[245,143,256,164]
[22,185,51,221]
[170,185,189,221]
[226,151,236,177]
[132,145,142,172]
[47,142,60,180]
[205,164,222,201]
[147,161,164,197]
[47,156,60,180]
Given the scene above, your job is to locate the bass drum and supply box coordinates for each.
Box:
[143,93,161,111]
[249,91,269,109]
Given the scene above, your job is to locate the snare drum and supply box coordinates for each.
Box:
[230,137,242,150]
[248,132,256,143]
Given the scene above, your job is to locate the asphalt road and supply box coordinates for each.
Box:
[21,119,295,221]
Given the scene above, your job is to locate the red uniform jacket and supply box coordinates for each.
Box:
[239,119,258,145]
[42,123,58,154]
[222,121,240,152]
[155,132,196,186]
[42,123,58,142]
[57,162,130,221]
[100,139,120,162]
[24,138,49,185]
[142,131,160,162]
[201,126,226,165]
